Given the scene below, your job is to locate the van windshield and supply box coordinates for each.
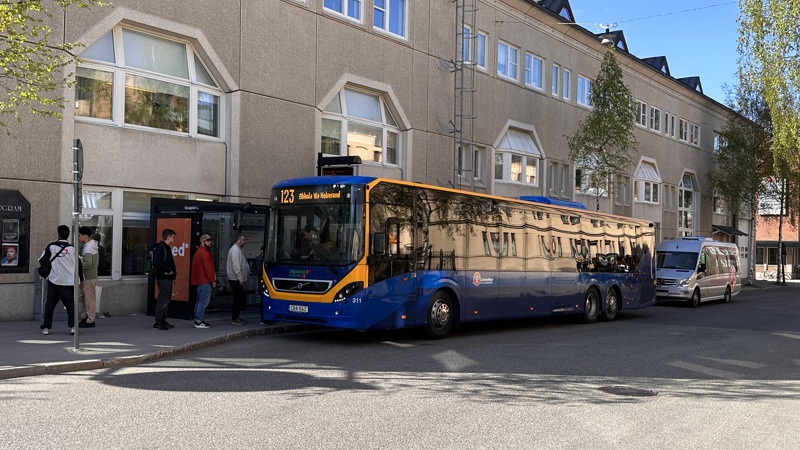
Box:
[657,251,697,270]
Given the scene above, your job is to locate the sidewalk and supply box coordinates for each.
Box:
[0,308,308,381]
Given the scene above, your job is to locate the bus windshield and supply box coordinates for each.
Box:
[266,187,365,267]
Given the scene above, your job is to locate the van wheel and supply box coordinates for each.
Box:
[689,289,701,308]
[723,286,731,303]
[601,288,619,321]
[425,291,453,339]
[582,287,600,324]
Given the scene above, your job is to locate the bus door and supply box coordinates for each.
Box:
[367,218,418,324]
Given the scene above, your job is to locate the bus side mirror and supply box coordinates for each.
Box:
[372,232,386,255]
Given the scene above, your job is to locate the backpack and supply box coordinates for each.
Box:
[37,242,68,278]
[144,243,166,276]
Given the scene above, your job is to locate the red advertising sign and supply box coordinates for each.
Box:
[155,217,192,302]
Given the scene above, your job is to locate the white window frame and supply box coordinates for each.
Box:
[649,106,661,132]
[690,122,700,146]
[664,112,675,138]
[476,31,488,70]
[324,0,363,22]
[678,173,695,236]
[635,100,647,127]
[551,64,560,96]
[713,188,726,214]
[461,24,473,62]
[577,75,592,107]
[373,0,407,39]
[575,166,608,196]
[679,118,689,142]
[713,132,727,154]
[497,40,518,81]
[562,68,571,100]
[524,53,544,90]
[75,26,225,140]
[495,152,539,186]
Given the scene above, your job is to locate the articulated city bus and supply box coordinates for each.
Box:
[260,176,656,338]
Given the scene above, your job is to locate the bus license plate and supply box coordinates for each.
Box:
[289,304,308,313]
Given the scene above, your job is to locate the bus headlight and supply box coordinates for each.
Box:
[260,279,270,298]
[333,282,364,302]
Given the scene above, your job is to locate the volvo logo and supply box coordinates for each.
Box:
[292,281,310,290]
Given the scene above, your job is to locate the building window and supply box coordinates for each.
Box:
[458,145,485,184]
[690,122,700,146]
[551,64,559,96]
[496,152,538,185]
[679,118,689,141]
[321,86,401,166]
[76,27,223,138]
[713,132,727,154]
[373,0,406,38]
[325,0,362,21]
[497,40,518,80]
[461,25,473,62]
[649,106,661,131]
[577,75,592,107]
[575,165,608,196]
[664,113,675,138]
[713,188,726,214]
[616,175,631,205]
[635,100,647,127]
[562,69,571,100]
[524,53,544,90]
[678,173,695,236]
[476,31,487,70]
[473,146,485,183]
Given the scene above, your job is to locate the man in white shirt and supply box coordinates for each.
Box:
[39,225,81,335]
[226,233,249,325]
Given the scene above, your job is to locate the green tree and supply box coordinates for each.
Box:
[0,0,109,129]
[738,0,800,175]
[707,86,773,280]
[566,48,637,211]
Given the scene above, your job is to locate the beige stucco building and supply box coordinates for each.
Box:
[0,0,749,320]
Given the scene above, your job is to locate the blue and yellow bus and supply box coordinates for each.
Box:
[261,176,656,338]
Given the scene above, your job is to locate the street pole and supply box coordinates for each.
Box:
[72,139,83,350]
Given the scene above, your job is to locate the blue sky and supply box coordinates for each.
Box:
[566,0,739,105]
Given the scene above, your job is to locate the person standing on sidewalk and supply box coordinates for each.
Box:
[39,225,81,335]
[190,233,216,329]
[226,233,249,326]
[152,228,177,331]
[77,226,99,328]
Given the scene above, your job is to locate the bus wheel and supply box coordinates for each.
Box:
[601,288,619,322]
[723,286,732,303]
[426,292,453,339]
[689,289,701,308]
[582,287,600,324]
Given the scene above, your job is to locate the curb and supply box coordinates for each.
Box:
[0,323,309,381]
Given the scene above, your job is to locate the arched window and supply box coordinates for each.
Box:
[75,26,223,138]
[321,86,400,166]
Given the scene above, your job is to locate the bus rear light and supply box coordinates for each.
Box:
[473,310,478,315]
[333,282,364,302]
[401,315,407,320]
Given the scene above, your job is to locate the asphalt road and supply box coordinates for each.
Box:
[2,286,798,449]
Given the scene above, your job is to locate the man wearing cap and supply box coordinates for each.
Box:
[190,233,217,328]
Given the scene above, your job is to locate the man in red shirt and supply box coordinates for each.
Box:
[190,234,217,328]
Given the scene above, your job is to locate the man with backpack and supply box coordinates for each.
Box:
[38,225,82,335]
[152,228,177,330]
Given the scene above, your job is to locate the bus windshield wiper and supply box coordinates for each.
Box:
[314,252,338,274]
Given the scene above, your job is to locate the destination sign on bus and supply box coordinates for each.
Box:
[277,186,349,205]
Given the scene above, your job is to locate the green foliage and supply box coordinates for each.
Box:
[707,86,774,217]
[0,0,110,129]
[566,49,637,210]
[738,0,800,174]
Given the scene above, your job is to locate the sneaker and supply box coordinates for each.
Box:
[193,321,212,329]
[79,321,95,328]
[153,322,170,330]
[231,318,246,326]
[70,327,75,335]
[41,328,50,335]
[79,317,87,326]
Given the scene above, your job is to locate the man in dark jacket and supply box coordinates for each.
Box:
[153,228,177,330]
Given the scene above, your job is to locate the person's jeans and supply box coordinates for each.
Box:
[194,283,212,323]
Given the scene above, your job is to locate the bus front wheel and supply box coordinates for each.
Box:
[582,287,600,324]
[426,292,454,339]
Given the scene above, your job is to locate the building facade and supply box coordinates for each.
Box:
[0,0,749,320]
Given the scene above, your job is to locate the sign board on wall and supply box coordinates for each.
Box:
[0,190,31,274]
[154,217,192,302]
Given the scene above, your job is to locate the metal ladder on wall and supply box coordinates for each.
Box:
[453,0,478,189]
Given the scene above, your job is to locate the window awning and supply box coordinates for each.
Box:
[634,161,661,182]
[498,128,540,156]
[712,225,747,236]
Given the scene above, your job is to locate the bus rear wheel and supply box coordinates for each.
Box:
[601,288,619,322]
[426,292,453,339]
[582,287,600,324]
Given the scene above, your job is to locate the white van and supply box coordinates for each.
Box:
[655,237,742,307]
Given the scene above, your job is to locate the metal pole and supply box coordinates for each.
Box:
[72,140,83,350]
